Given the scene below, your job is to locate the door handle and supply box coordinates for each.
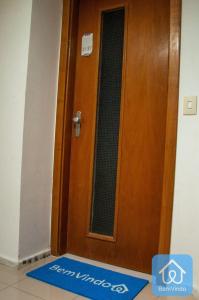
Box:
[72,111,81,137]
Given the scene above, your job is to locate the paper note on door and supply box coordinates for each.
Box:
[81,33,93,56]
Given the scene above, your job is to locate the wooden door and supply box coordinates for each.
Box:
[67,0,170,273]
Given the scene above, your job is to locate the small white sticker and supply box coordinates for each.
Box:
[81,33,93,56]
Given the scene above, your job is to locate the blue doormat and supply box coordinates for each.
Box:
[27,257,148,300]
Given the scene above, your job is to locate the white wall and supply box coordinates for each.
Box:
[0,0,32,263]
[171,0,199,294]
[19,0,62,260]
[0,0,62,264]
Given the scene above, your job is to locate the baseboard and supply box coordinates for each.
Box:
[0,249,51,269]
[0,256,18,267]
[18,249,51,268]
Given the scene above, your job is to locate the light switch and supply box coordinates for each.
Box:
[81,33,93,56]
[183,96,197,115]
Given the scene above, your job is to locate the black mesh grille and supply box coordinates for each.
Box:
[90,8,125,236]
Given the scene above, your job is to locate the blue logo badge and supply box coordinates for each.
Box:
[152,254,193,297]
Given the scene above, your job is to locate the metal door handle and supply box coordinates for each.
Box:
[72,111,81,137]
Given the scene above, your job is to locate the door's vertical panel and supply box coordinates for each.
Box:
[117,0,170,272]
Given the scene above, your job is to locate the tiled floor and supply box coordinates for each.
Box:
[0,254,197,300]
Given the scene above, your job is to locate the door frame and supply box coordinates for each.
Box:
[51,0,182,257]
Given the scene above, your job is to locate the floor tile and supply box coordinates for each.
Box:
[0,282,7,291]
[0,287,41,300]
[160,296,195,300]
[0,268,25,285]
[73,285,156,300]
[14,277,77,300]
[0,263,16,273]
[0,255,160,300]
[65,254,151,281]
[134,284,158,299]
[0,256,54,283]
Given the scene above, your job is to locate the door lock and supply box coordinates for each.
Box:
[72,111,81,137]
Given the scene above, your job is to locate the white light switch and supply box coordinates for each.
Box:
[81,33,93,56]
[183,96,197,115]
